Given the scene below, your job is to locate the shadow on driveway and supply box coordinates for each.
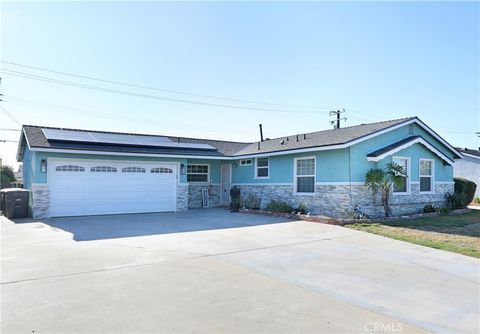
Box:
[14,208,291,241]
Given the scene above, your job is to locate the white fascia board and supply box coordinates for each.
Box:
[234,119,417,159]
[367,137,454,165]
[28,147,229,160]
[461,153,480,160]
[414,118,463,158]
[16,128,30,162]
[25,118,460,161]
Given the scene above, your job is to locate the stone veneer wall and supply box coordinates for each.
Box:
[31,183,50,219]
[188,184,221,209]
[176,184,189,211]
[235,183,454,218]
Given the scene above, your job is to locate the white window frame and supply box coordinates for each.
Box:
[255,157,269,179]
[239,159,252,166]
[293,156,316,195]
[187,164,210,183]
[392,156,410,195]
[419,158,434,194]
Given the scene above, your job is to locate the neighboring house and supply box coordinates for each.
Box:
[14,165,23,184]
[454,147,480,198]
[16,117,461,219]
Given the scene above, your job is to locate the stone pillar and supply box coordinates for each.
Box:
[31,183,50,219]
[176,184,189,211]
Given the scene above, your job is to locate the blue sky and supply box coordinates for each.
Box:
[1,1,479,167]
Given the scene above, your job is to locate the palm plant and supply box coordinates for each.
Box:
[365,162,406,217]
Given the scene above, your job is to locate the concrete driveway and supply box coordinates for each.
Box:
[1,208,479,333]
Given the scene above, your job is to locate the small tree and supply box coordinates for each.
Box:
[365,162,405,217]
[0,165,17,184]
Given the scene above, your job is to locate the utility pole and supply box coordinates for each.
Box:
[329,109,347,129]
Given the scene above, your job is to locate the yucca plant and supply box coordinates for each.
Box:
[365,162,406,217]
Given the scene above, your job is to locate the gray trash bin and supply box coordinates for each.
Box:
[0,188,30,219]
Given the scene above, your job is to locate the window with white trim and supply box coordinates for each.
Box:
[187,164,209,182]
[90,166,117,173]
[151,167,173,174]
[240,159,252,166]
[256,157,269,178]
[122,167,146,173]
[295,157,315,193]
[393,157,409,193]
[419,159,433,192]
[56,165,85,172]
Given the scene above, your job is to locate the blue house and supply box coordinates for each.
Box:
[16,117,461,219]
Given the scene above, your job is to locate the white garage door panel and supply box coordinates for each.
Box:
[49,160,177,217]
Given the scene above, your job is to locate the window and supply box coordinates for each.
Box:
[122,167,146,173]
[393,157,409,193]
[295,157,315,193]
[419,159,433,192]
[256,157,269,178]
[55,165,85,172]
[187,164,209,182]
[151,167,173,174]
[90,166,117,173]
[240,159,252,166]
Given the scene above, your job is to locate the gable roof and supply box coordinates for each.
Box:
[17,117,462,161]
[367,135,454,165]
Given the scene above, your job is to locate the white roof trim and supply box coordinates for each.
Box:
[27,147,229,160]
[461,152,480,160]
[367,137,454,165]
[19,118,461,161]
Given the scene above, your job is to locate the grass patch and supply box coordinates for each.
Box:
[347,210,480,258]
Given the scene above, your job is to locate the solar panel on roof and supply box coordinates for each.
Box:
[43,128,95,142]
[42,128,217,150]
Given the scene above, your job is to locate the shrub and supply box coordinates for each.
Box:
[454,177,477,205]
[445,192,468,210]
[475,197,480,204]
[243,194,261,210]
[436,206,451,215]
[423,203,437,213]
[265,200,294,213]
[296,202,308,214]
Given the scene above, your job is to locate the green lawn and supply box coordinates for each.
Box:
[347,210,480,258]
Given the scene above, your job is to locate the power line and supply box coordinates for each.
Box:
[1,60,327,110]
[3,69,334,114]
[0,105,22,126]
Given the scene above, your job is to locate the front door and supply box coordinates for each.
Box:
[220,164,232,205]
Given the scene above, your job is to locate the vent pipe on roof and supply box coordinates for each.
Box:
[296,135,299,142]
[258,142,261,150]
[303,134,306,140]
[259,124,264,142]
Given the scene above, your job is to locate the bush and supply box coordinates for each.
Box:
[265,200,294,213]
[454,177,477,205]
[475,197,480,204]
[436,206,451,215]
[243,194,261,210]
[445,192,468,210]
[423,203,437,213]
[296,202,308,214]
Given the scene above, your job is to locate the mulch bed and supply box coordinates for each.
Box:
[238,208,471,226]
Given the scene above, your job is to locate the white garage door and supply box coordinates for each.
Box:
[48,160,177,217]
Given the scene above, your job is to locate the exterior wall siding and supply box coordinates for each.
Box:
[188,184,221,209]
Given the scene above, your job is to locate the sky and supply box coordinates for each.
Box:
[1,1,479,168]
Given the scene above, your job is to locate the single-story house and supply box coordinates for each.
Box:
[16,116,462,219]
[454,147,480,198]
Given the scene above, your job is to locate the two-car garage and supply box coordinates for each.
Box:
[48,159,177,217]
